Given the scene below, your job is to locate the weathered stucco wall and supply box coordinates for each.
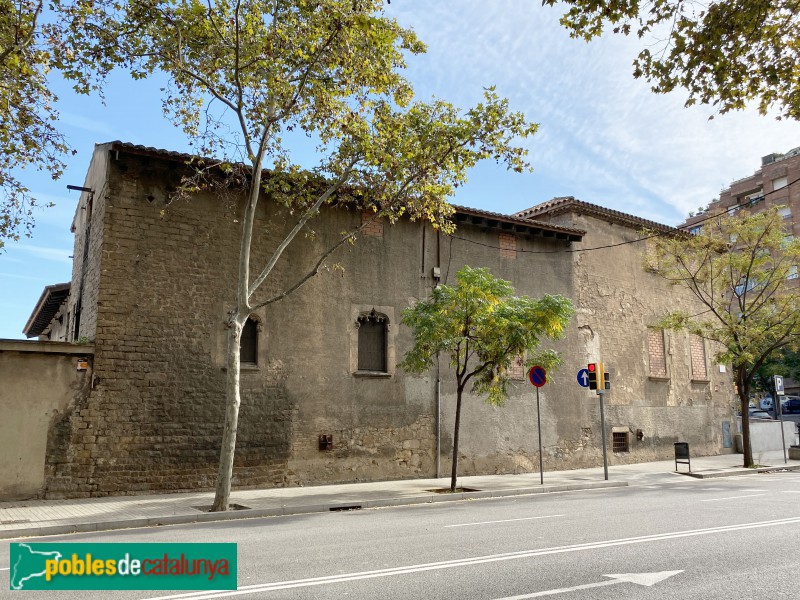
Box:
[42,145,736,498]
[435,212,736,477]
[0,341,92,499]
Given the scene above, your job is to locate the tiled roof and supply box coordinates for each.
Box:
[104,142,585,241]
[515,196,676,233]
[107,141,202,163]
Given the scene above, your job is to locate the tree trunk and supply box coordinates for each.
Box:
[211,321,243,511]
[740,391,754,468]
[738,368,754,468]
[450,385,464,493]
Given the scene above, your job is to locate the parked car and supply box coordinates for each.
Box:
[748,409,774,420]
[782,398,800,414]
[759,397,775,410]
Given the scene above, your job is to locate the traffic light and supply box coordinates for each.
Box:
[601,363,611,390]
[597,362,611,390]
[587,363,598,390]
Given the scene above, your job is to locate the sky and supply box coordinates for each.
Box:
[3,1,800,339]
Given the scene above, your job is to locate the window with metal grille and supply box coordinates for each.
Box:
[612,431,629,453]
[240,317,258,364]
[357,310,388,372]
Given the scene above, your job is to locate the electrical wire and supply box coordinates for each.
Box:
[446,175,800,255]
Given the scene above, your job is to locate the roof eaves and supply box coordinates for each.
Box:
[516,197,676,234]
[23,283,71,338]
[452,204,585,241]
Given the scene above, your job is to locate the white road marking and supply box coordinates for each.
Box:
[446,515,564,528]
[701,494,766,502]
[0,567,9,571]
[781,490,800,493]
[494,571,684,599]
[138,516,800,600]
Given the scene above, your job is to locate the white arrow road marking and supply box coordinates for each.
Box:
[446,515,564,528]
[139,516,800,600]
[494,570,684,599]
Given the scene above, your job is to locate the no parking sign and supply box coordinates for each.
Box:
[528,365,546,387]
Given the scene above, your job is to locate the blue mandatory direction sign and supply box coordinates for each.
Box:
[528,365,547,388]
[577,368,589,388]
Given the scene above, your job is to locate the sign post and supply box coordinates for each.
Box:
[598,389,608,481]
[774,374,788,464]
[587,362,610,481]
[528,366,547,485]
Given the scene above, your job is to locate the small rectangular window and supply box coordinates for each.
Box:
[648,329,667,378]
[612,432,629,453]
[779,206,792,219]
[509,354,525,380]
[499,233,517,259]
[773,176,788,191]
[690,334,708,380]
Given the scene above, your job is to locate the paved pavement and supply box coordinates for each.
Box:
[2,450,799,539]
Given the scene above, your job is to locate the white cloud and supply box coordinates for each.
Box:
[388,1,800,226]
[9,244,73,264]
[59,111,115,137]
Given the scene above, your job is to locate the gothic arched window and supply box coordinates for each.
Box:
[357,309,388,372]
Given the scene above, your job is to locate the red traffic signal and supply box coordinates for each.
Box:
[587,363,598,389]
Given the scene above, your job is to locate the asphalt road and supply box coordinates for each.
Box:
[3,469,800,599]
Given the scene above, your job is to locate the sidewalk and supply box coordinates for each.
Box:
[2,451,799,539]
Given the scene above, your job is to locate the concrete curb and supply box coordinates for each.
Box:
[679,463,800,479]
[0,480,626,540]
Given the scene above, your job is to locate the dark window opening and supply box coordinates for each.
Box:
[240,318,258,364]
[73,304,82,341]
[612,432,629,453]
[357,310,388,372]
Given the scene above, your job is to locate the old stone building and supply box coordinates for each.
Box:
[18,141,736,499]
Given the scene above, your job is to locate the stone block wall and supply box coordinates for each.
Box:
[42,144,736,498]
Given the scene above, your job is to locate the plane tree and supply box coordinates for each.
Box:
[544,0,800,120]
[646,207,800,467]
[400,266,574,492]
[0,0,73,249]
[63,0,539,509]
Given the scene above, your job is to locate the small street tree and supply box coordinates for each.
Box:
[400,266,574,492]
[67,0,539,510]
[544,0,800,120]
[646,207,800,467]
